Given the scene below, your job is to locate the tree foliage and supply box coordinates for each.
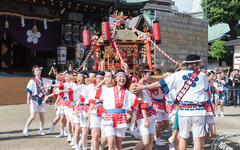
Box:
[201,0,240,40]
[209,40,227,60]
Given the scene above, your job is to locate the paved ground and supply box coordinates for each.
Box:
[0,104,240,150]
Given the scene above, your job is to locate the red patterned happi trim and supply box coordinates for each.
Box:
[104,113,128,128]
[114,86,126,109]
[166,104,178,114]
[153,101,166,111]
[136,109,156,120]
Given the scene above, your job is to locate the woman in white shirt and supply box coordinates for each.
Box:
[101,69,138,150]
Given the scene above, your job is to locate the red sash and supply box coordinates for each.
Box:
[95,86,102,99]
[206,89,216,116]
[33,78,46,97]
[146,89,154,104]
[114,86,126,109]
[175,69,200,104]
[113,86,126,128]
[59,83,64,98]
[152,88,159,96]
[95,86,103,117]
[173,69,201,132]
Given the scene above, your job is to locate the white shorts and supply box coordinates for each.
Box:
[138,119,156,136]
[206,115,215,124]
[64,107,69,115]
[80,110,90,128]
[179,116,206,139]
[30,100,46,112]
[205,120,215,133]
[104,125,126,137]
[214,94,224,103]
[101,117,105,129]
[90,114,103,128]
[169,115,176,123]
[56,105,65,115]
[68,110,75,120]
[156,112,169,122]
[74,115,81,124]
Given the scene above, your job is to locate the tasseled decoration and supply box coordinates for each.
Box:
[4,15,9,29]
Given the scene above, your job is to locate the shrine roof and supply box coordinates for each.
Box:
[115,29,141,41]
[16,0,148,19]
[223,39,240,47]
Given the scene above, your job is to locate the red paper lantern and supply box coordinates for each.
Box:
[101,21,110,45]
[153,20,161,44]
[83,27,90,49]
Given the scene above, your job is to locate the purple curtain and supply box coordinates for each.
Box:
[0,15,61,51]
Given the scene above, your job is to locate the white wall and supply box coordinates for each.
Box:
[234,45,240,69]
[207,58,228,71]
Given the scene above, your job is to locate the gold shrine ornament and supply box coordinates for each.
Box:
[4,15,9,29]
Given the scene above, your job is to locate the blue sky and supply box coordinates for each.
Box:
[173,0,204,13]
[173,0,193,13]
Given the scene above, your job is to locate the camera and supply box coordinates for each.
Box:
[53,63,57,68]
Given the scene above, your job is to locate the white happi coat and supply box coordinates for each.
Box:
[68,84,86,102]
[67,84,85,111]
[81,84,98,104]
[26,78,52,97]
[101,85,138,128]
[59,82,76,99]
[136,87,156,123]
[59,82,77,108]
[152,88,166,113]
[159,67,209,116]
[80,83,104,116]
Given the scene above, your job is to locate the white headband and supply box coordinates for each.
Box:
[105,71,114,75]
[33,67,43,72]
[96,75,104,78]
[183,59,202,64]
[79,73,87,78]
[115,72,128,77]
[89,72,96,75]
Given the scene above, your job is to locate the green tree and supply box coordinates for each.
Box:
[201,0,240,40]
[209,40,227,60]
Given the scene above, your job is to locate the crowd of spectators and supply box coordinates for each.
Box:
[206,67,240,108]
